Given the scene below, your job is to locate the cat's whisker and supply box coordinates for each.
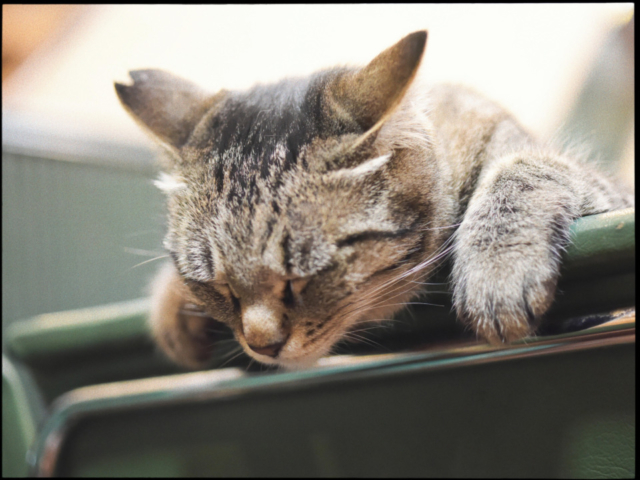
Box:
[218,344,243,356]
[317,231,455,328]
[344,296,440,323]
[339,273,447,323]
[217,348,246,368]
[349,320,402,336]
[399,301,444,307]
[349,320,400,334]
[127,254,170,271]
[348,323,395,335]
[198,336,238,349]
[418,222,461,232]
[246,358,256,372]
[338,256,449,320]
[335,298,392,330]
[208,337,237,344]
[358,237,455,302]
[343,332,388,350]
[346,263,424,310]
[123,247,166,257]
[406,241,455,276]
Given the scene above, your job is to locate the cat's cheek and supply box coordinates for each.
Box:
[277,325,344,368]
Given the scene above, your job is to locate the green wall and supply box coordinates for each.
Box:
[2,149,166,329]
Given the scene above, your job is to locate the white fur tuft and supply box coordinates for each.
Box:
[153,172,188,193]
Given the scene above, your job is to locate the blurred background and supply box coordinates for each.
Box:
[2,4,635,329]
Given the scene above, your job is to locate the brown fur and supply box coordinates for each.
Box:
[116,31,633,368]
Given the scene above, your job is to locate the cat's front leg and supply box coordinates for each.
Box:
[148,262,218,368]
[451,152,587,344]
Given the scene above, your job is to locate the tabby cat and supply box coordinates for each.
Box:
[115,31,633,369]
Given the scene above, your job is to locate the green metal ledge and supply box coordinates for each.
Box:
[29,316,636,477]
[6,299,151,364]
[562,207,635,279]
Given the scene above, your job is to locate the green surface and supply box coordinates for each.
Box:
[3,299,174,404]
[2,356,46,477]
[562,413,636,479]
[6,298,150,360]
[563,208,635,280]
[51,341,634,477]
[1,151,165,329]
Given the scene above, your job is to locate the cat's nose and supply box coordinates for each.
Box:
[242,303,290,358]
[246,338,289,358]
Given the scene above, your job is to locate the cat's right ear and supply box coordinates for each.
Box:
[326,31,427,138]
[115,70,221,154]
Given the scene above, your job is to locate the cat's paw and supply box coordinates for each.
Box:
[149,263,220,368]
[451,231,560,344]
[155,306,222,369]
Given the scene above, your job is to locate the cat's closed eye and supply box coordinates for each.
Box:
[283,279,310,307]
[211,278,308,306]
[336,229,415,248]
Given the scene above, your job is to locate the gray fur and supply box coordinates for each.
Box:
[116,31,633,369]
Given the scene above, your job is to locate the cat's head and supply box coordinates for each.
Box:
[116,31,438,368]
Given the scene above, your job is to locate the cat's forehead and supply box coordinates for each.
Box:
[175,71,371,220]
[191,68,358,157]
[201,77,316,155]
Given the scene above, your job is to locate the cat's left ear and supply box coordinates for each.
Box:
[327,31,427,139]
[115,69,222,154]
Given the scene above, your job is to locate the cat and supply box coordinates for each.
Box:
[115,31,633,369]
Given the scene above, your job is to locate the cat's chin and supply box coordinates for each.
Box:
[276,356,324,371]
[241,346,328,370]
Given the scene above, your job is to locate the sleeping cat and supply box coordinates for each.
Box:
[115,31,633,369]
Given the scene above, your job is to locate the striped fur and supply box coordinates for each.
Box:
[116,31,633,368]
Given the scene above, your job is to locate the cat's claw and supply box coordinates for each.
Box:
[451,240,559,345]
